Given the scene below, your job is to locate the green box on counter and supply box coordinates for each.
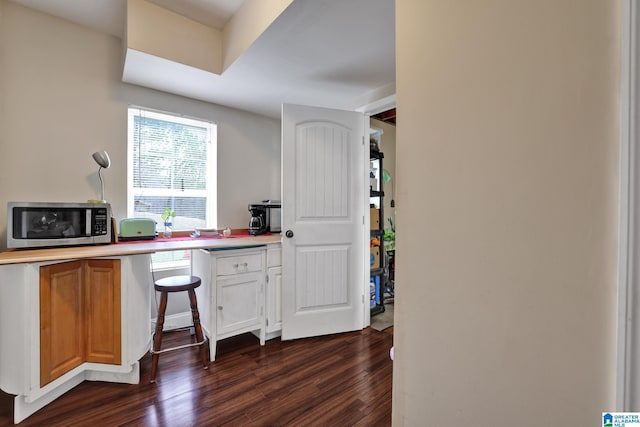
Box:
[119,218,156,240]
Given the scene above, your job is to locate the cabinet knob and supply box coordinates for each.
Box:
[285,230,294,238]
[217,306,223,310]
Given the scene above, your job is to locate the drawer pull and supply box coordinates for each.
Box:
[233,263,239,268]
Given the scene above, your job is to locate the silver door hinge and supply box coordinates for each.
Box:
[266,318,269,327]
[362,294,364,304]
[266,274,269,283]
[362,136,365,145]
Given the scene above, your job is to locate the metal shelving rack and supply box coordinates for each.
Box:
[370,146,386,316]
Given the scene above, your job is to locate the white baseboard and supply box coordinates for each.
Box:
[151,312,194,332]
[14,374,84,423]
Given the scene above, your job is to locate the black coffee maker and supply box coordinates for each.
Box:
[248,204,267,235]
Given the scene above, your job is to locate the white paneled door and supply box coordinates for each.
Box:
[281,104,366,340]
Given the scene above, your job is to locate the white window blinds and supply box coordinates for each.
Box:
[127,107,217,232]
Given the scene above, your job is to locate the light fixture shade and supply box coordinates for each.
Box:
[92,151,111,169]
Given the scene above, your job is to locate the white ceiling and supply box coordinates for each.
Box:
[9,0,396,119]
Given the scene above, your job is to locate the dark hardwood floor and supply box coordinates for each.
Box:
[0,327,393,426]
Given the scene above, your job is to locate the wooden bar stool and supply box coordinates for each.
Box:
[150,275,208,382]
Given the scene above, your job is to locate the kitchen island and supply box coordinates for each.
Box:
[0,234,281,424]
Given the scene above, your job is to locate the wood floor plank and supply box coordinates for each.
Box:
[0,327,393,426]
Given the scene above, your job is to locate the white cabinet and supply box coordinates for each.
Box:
[0,255,152,424]
[192,247,266,361]
[265,246,282,336]
[217,272,262,335]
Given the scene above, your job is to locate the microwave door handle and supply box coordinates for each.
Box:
[86,209,91,236]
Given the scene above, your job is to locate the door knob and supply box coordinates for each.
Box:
[285,230,294,238]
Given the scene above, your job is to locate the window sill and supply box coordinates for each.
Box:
[151,260,190,272]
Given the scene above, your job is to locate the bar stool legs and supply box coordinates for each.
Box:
[150,275,208,383]
[187,288,208,370]
[150,292,168,382]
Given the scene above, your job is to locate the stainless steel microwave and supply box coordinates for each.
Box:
[7,202,112,249]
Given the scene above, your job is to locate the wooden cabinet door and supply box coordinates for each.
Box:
[216,272,261,336]
[84,259,121,365]
[40,259,122,387]
[40,261,85,387]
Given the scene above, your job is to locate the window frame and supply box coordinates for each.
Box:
[126,106,217,270]
[126,106,218,232]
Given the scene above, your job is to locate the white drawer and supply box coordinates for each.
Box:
[217,253,263,276]
[267,248,282,268]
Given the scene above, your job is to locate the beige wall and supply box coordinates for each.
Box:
[222,0,294,71]
[127,0,223,74]
[393,1,620,425]
[0,1,281,251]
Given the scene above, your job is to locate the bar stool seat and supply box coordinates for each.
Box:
[150,275,208,382]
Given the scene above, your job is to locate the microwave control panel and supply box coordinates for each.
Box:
[91,208,109,236]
